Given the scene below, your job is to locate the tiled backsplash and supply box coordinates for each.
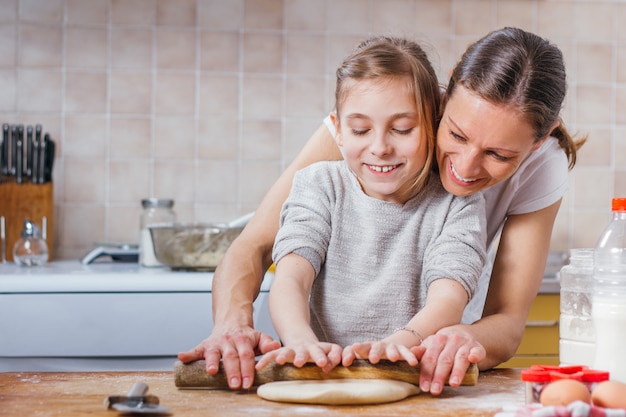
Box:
[0,0,624,259]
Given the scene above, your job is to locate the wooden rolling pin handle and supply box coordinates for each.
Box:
[173,359,478,389]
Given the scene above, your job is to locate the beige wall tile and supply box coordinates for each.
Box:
[200,32,240,72]
[576,128,611,167]
[17,69,62,112]
[285,77,326,117]
[372,0,416,35]
[198,74,239,116]
[157,0,196,26]
[197,117,239,160]
[616,128,626,168]
[107,205,142,244]
[242,76,282,118]
[19,0,63,23]
[572,167,612,209]
[239,160,282,204]
[66,27,108,68]
[109,117,152,158]
[66,0,109,25]
[0,0,17,23]
[109,160,151,203]
[572,210,609,248]
[574,2,613,42]
[64,116,106,157]
[244,0,283,30]
[0,69,16,111]
[576,86,612,125]
[495,0,535,32]
[153,160,195,203]
[19,24,62,67]
[285,0,325,31]
[153,116,196,159]
[615,170,626,198]
[65,72,108,114]
[577,43,612,84]
[454,0,492,37]
[617,3,626,42]
[197,0,243,30]
[414,0,451,36]
[618,45,626,83]
[284,117,323,162]
[326,0,371,34]
[243,33,283,73]
[154,73,195,114]
[240,120,281,160]
[156,29,196,70]
[538,2,575,39]
[63,156,106,202]
[111,28,153,69]
[0,24,16,66]
[112,0,156,25]
[61,205,105,250]
[195,160,238,204]
[110,72,153,114]
[285,34,325,75]
[617,87,626,125]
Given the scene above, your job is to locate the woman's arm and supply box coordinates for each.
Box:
[417,199,562,395]
[177,123,342,389]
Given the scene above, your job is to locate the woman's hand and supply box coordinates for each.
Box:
[342,341,419,367]
[414,326,486,395]
[177,325,280,390]
[255,342,343,373]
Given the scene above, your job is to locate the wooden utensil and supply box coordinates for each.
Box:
[174,359,478,389]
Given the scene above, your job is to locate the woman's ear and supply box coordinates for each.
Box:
[330,111,343,147]
[531,119,561,152]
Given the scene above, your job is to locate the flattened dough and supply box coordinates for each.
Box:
[256,379,420,405]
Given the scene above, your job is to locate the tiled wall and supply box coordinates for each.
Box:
[0,0,624,259]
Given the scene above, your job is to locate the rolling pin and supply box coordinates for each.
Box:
[173,359,478,389]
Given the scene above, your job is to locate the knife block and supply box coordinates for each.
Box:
[0,180,54,262]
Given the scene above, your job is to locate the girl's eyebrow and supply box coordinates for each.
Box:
[344,112,419,121]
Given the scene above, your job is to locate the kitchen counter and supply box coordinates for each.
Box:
[0,261,276,372]
[0,368,524,416]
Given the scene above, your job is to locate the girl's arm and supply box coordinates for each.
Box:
[256,253,343,372]
[177,124,342,390]
[343,278,468,366]
[417,199,561,395]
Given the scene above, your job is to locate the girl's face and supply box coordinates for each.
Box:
[333,76,427,204]
[436,85,544,197]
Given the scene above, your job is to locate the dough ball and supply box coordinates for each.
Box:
[257,379,420,405]
[539,379,590,406]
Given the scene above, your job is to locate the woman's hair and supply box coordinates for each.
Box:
[445,27,585,169]
[334,36,441,193]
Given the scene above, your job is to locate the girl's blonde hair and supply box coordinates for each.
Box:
[334,36,441,194]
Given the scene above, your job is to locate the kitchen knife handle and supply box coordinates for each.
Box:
[26,125,33,177]
[15,138,22,184]
[1,123,8,176]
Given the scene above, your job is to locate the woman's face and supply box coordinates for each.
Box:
[436,85,543,197]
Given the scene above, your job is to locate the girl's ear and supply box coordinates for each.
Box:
[330,112,343,147]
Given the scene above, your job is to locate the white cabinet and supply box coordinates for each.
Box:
[0,261,276,371]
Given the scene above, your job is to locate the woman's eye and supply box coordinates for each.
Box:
[487,151,510,162]
[450,130,465,141]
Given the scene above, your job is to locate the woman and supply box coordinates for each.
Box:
[178,27,585,395]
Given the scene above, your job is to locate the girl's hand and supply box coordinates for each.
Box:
[255,342,343,373]
[342,341,419,367]
[415,328,485,396]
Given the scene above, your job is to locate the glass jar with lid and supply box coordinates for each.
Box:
[139,198,176,267]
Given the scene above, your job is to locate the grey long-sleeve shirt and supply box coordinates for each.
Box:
[272,161,486,346]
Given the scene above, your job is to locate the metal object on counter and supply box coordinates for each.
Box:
[104,382,170,415]
[139,198,176,267]
[81,243,139,265]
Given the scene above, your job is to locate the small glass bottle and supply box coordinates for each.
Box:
[593,197,626,382]
[139,198,175,267]
[559,248,595,366]
[13,219,49,266]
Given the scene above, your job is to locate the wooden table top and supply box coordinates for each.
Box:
[0,368,525,416]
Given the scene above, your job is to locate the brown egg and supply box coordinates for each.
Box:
[591,380,626,409]
[539,379,591,406]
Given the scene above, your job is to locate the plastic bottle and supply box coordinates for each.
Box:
[592,197,626,382]
[559,248,595,366]
[139,198,176,267]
